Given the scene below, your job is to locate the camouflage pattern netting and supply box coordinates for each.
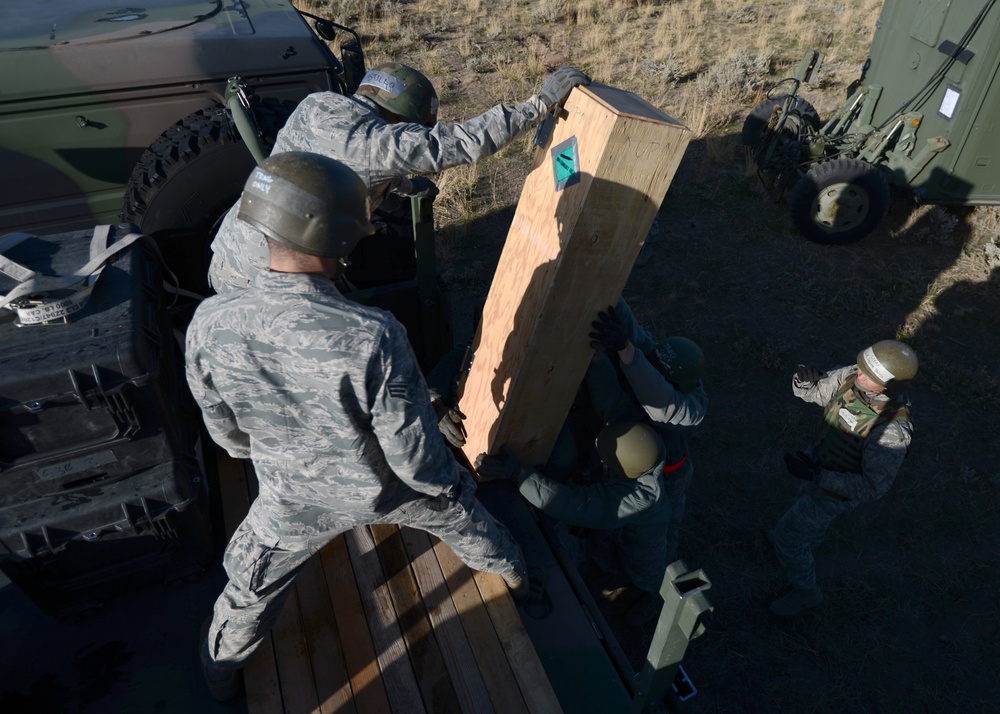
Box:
[209,91,546,292]
[770,365,913,589]
[187,270,524,669]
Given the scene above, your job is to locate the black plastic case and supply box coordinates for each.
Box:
[0,225,213,618]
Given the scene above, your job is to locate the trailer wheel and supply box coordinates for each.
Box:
[742,95,821,150]
[789,158,890,244]
[121,99,296,294]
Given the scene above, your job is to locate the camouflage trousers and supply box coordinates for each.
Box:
[202,489,525,672]
[770,482,858,589]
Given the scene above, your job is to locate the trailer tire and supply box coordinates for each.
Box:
[789,158,890,244]
[742,95,821,150]
[121,99,296,294]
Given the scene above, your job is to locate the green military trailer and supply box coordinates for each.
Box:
[744,0,1000,244]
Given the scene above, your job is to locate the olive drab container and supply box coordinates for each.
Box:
[0,225,212,619]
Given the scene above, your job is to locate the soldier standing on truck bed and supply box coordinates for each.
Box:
[186,152,528,702]
[767,340,917,617]
[208,62,591,293]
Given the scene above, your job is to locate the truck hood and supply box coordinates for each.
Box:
[0,0,332,101]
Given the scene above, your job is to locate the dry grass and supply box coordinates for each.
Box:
[296,1,1000,710]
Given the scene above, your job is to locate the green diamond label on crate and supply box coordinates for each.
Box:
[551,136,581,192]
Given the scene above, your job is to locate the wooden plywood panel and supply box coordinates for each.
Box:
[344,527,425,713]
[272,587,320,714]
[400,529,495,714]
[433,541,529,714]
[295,555,356,714]
[319,535,393,714]
[369,524,463,714]
[459,84,690,466]
[471,570,563,714]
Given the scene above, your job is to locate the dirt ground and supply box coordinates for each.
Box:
[434,124,1000,712]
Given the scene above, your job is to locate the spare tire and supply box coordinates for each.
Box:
[742,95,821,150]
[789,158,891,244]
[121,98,295,294]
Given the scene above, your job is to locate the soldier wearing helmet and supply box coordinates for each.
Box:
[475,420,672,624]
[208,62,590,293]
[589,299,709,569]
[767,340,917,617]
[475,297,707,627]
[187,153,528,701]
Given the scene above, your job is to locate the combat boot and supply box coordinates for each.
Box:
[769,586,823,617]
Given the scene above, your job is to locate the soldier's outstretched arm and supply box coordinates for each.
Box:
[366,95,547,181]
[792,364,853,404]
[518,468,658,530]
[620,349,707,427]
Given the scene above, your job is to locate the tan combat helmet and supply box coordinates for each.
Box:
[857,340,918,398]
[595,422,663,479]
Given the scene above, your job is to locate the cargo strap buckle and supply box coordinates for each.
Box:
[0,225,143,326]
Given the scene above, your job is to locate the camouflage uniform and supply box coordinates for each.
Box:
[770,365,913,590]
[519,452,671,594]
[209,92,547,292]
[588,298,708,563]
[186,270,525,671]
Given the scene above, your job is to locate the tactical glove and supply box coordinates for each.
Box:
[539,66,591,111]
[589,305,628,352]
[784,451,819,481]
[399,176,439,199]
[474,449,523,483]
[794,364,823,386]
[433,400,467,448]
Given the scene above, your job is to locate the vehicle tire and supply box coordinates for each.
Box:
[121,98,296,294]
[742,95,821,150]
[789,158,890,244]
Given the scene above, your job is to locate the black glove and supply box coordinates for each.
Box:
[794,364,823,386]
[400,176,439,199]
[784,451,819,481]
[589,305,628,352]
[539,66,591,111]
[474,448,523,483]
[433,400,467,448]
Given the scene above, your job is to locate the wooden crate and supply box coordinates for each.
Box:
[459,83,691,467]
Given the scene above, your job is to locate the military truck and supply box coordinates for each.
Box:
[743,0,1000,244]
[0,0,363,290]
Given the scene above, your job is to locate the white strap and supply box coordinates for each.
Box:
[0,225,145,324]
[0,232,38,283]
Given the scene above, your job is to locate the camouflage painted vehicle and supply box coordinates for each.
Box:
[743,0,1000,244]
[0,0,363,289]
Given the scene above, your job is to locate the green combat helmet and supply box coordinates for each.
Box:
[596,422,663,479]
[237,152,375,258]
[655,337,705,392]
[355,62,439,126]
[857,340,918,398]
